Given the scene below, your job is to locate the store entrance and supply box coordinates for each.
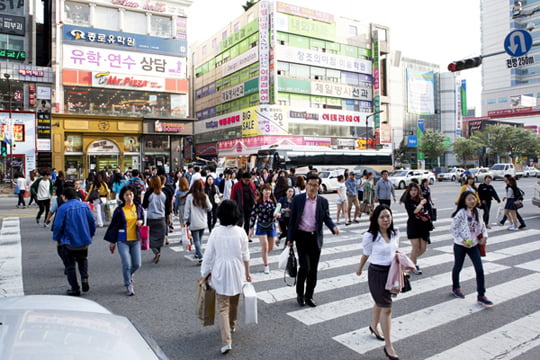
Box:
[87,139,120,173]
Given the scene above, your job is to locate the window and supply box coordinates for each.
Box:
[212,38,217,49]
[290,63,310,79]
[94,6,120,31]
[150,15,171,37]
[349,25,358,36]
[202,45,207,55]
[64,1,90,25]
[277,62,289,76]
[222,31,228,40]
[0,34,24,51]
[311,67,326,80]
[124,11,147,34]
[234,22,240,32]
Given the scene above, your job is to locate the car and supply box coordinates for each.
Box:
[469,167,493,183]
[317,169,345,193]
[388,169,423,189]
[437,167,465,182]
[533,180,540,207]
[522,166,538,178]
[353,166,382,184]
[420,170,436,185]
[0,295,169,360]
[491,163,516,180]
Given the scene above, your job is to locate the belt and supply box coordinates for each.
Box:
[297,229,316,236]
[369,263,390,270]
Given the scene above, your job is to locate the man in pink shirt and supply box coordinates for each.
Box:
[288,173,339,307]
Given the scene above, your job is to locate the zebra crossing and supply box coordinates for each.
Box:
[171,203,539,359]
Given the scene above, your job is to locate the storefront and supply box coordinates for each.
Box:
[142,118,193,172]
[52,114,142,179]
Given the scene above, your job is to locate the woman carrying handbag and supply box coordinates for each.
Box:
[104,185,145,296]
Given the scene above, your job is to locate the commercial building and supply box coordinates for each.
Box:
[191,0,394,168]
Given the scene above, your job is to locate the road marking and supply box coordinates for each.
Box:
[516,259,540,272]
[424,310,540,360]
[287,262,508,325]
[333,273,540,355]
[0,218,24,297]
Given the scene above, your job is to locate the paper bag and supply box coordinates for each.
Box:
[195,278,215,326]
[243,283,258,324]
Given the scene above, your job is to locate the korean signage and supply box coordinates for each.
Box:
[0,49,25,61]
[218,136,332,154]
[154,120,185,133]
[0,0,25,18]
[1,124,24,142]
[275,13,336,41]
[64,25,187,57]
[197,110,243,133]
[88,139,119,154]
[221,78,259,102]
[276,1,334,23]
[277,45,372,74]
[259,0,270,104]
[311,81,372,101]
[221,47,258,77]
[36,110,51,140]
[63,44,186,79]
[242,105,288,137]
[0,14,25,35]
[175,17,187,40]
[221,19,259,51]
[92,72,165,91]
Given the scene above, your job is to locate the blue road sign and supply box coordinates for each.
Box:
[408,136,418,148]
[504,30,533,57]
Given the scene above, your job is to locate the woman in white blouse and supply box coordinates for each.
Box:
[200,200,251,355]
[356,204,400,360]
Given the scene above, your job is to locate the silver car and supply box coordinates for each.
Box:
[0,295,169,360]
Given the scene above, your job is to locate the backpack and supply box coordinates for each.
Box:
[127,177,146,202]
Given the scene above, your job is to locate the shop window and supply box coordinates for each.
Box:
[64,1,90,26]
[94,6,120,31]
[150,15,172,38]
[124,11,147,34]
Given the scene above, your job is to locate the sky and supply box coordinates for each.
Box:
[186,0,483,112]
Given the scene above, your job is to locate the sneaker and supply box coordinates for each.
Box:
[81,279,89,292]
[153,253,161,264]
[411,265,422,275]
[220,344,232,354]
[519,224,526,229]
[452,288,465,299]
[508,226,519,231]
[126,284,135,296]
[264,265,270,274]
[477,296,494,308]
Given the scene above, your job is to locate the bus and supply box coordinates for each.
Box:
[252,145,393,173]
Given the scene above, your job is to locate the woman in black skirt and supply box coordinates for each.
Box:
[356,204,400,360]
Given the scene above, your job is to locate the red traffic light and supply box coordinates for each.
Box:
[448,56,482,72]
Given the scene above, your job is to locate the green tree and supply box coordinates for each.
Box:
[472,125,540,163]
[507,127,540,160]
[242,0,259,11]
[418,129,447,167]
[452,137,481,166]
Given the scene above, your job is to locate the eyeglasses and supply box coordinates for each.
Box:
[307,183,320,187]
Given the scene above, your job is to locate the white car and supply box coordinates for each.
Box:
[420,170,436,185]
[388,169,423,189]
[437,168,465,182]
[318,169,344,193]
[0,295,169,360]
[523,166,538,177]
[533,180,540,207]
[469,167,493,183]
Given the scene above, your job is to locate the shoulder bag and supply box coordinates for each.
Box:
[284,247,298,286]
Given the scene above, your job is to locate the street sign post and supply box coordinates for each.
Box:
[504,29,533,57]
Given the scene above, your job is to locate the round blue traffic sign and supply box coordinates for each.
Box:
[504,30,533,57]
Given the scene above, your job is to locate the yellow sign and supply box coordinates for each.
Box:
[241,105,288,137]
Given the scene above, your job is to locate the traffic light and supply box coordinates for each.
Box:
[448,56,482,72]
[1,141,7,157]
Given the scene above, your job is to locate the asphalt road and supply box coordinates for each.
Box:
[1,177,540,360]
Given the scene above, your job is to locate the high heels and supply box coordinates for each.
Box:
[384,346,399,360]
[368,325,384,341]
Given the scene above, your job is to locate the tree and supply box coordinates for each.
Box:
[418,129,447,167]
[452,137,481,166]
[242,0,259,11]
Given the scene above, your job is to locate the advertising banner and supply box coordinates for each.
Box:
[312,81,372,101]
[0,112,36,177]
[242,105,288,137]
[406,69,435,115]
[259,0,270,104]
[63,44,186,78]
[63,24,187,57]
[276,45,372,74]
[0,15,25,35]
[221,47,259,77]
[91,71,166,91]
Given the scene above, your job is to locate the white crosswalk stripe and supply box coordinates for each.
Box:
[0,218,24,297]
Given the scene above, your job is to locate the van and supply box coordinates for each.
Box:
[491,163,514,180]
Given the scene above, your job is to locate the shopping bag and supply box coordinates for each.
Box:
[243,283,258,324]
[496,205,504,223]
[14,184,20,194]
[181,227,192,251]
[140,225,150,250]
[195,277,216,326]
[284,247,298,287]
[278,246,289,270]
[431,207,437,222]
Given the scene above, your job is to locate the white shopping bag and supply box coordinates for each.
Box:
[243,283,258,324]
[278,246,289,270]
[496,205,504,223]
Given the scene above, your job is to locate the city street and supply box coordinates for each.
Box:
[1,177,540,359]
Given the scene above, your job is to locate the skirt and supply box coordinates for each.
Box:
[504,198,515,210]
[148,217,167,249]
[368,264,392,308]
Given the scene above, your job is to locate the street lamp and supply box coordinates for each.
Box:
[3,73,13,187]
[365,110,384,150]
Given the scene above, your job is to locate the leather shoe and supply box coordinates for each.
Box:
[305,298,317,307]
[66,289,81,296]
[296,295,305,307]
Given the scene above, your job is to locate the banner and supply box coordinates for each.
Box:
[242,105,287,137]
[407,69,435,115]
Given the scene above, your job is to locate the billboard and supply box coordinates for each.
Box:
[407,69,435,115]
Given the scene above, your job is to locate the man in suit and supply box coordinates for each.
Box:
[288,173,339,307]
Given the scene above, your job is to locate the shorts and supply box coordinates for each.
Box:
[255,223,277,237]
[336,198,348,205]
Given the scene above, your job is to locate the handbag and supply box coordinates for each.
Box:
[284,247,297,286]
[243,283,258,324]
[14,184,20,194]
[431,207,437,222]
[478,234,486,257]
[87,188,99,202]
[360,202,372,215]
[181,226,192,251]
[258,220,274,232]
[513,200,523,209]
[401,272,412,293]
[140,226,149,250]
[195,276,216,326]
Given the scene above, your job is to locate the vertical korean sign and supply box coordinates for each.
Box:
[372,37,381,146]
[259,0,270,104]
[269,0,278,104]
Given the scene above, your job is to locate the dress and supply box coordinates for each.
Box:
[404,199,431,243]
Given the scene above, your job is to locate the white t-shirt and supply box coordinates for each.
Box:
[362,230,400,266]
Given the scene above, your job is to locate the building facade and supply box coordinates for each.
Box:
[191,1,393,168]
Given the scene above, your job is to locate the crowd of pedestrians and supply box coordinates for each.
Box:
[11,163,531,357]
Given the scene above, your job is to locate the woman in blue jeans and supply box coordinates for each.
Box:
[450,191,493,307]
[104,185,145,296]
[184,180,212,264]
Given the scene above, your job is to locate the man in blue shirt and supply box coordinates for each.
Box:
[53,188,96,296]
[375,170,396,206]
[345,172,360,223]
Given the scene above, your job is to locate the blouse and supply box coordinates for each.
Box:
[450,208,488,247]
[249,199,276,228]
[337,183,347,201]
[362,230,400,266]
[201,225,250,296]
